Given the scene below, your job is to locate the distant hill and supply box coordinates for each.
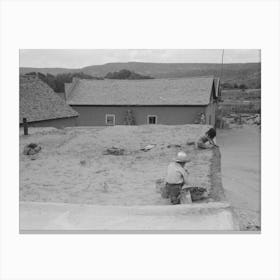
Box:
[20,62,261,88]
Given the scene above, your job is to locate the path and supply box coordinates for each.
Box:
[218,125,261,230]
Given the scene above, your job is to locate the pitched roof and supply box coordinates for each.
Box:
[20,76,78,123]
[66,77,217,106]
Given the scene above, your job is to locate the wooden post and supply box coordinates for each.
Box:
[23,118,28,135]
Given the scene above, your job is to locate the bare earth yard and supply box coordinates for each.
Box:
[20,125,218,206]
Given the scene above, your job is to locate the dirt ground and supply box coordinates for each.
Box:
[20,125,218,206]
[218,125,261,230]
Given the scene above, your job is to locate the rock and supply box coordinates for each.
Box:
[246,224,261,231]
[23,143,41,156]
[182,186,208,201]
[23,146,31,155]
[28,143,38,149]
[241,114,251,117]
[167,144,182,148]
[30,155,38,160]
[28,149,37,155]
[34,146,41,153]
[104,147,125,156]
[141,144,156,151]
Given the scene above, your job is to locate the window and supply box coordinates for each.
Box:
[106,114,115,126]
[147,115,157,124]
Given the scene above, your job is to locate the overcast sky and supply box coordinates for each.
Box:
[20,49,261,68]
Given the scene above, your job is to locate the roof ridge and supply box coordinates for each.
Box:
[68,76,217,106]
[77,76,215,83]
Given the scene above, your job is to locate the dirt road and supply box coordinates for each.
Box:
[218,125,261,230]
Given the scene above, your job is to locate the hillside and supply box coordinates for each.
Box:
[20,62,261,88]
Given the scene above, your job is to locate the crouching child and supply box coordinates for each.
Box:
[164,151,192,205]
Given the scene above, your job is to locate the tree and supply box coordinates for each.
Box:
[105,69,153,80]
[239,84,248,91]
[221,82,233,89]
[124,110,135,125]
[24,71,102,93]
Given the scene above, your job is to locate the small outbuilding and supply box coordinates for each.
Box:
[20,75,79,128]
[65,76,220,126]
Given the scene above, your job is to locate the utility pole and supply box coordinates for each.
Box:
[220,49,225,83]
[23,118,28,135]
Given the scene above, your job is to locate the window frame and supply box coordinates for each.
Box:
[105,114,116,126]
[147,115,158,124]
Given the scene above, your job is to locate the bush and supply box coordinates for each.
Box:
[105,69,153,80]
[24,71,102,93]
[239,84,248,90]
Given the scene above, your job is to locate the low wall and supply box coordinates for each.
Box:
[20,201,239,232]
[209,148,226,201]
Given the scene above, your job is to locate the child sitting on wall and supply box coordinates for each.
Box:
[197,128,218,149]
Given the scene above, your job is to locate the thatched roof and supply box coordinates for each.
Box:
[67,76,218,106]
[20,76,78,123]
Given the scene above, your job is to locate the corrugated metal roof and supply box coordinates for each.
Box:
[20,76,79,123]
[67,77,215,106]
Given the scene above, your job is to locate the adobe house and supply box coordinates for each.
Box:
[65,76,220,126]
[20,75,79,128]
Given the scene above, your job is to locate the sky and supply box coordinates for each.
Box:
[20,49,261,68]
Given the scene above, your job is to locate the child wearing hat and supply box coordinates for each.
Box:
[164,151,192,205]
